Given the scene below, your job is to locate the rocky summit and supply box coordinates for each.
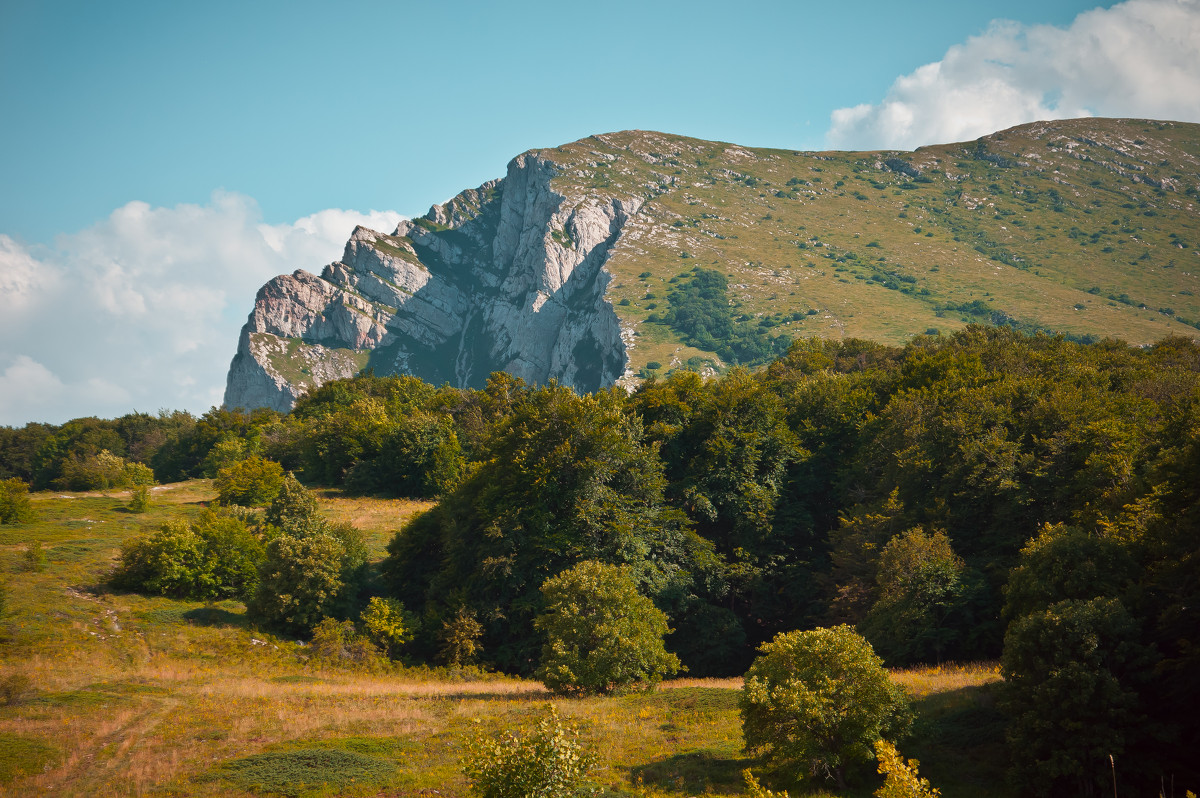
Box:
[225,119,1200,411]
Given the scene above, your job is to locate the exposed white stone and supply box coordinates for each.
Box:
[225,153,644,411]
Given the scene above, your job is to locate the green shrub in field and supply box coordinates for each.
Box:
[127,485,153,513]
[462,704,593,798]
[740,625,911,790]
[0,478,35,524]
[438,607,484,666]
[248,474,370,636]
[536,560,680,696]
[214,456,285,507]
[111,510,264,600]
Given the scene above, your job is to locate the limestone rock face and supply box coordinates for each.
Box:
[224,154,641,411]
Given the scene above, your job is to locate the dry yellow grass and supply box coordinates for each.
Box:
[890,661,1002,698]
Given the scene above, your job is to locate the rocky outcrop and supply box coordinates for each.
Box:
[224,153,643,411]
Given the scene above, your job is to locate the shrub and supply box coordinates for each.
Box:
[248,531,348,637]
[740,625,911,790]
[359,597,413,659]
[127,485,152,513]
[309,618,380,667]
[0,478,35,524]
[21,541,47,573]
[0,673,32,706]
[220,748,395,796]
[111,510,263,600]
[873,740,940,798]
[214,456,285,508]
[263,472,320,532]
[461,704,593,798]
[536,561,680,696]
[743,769,790,798]
[56,450,153,491]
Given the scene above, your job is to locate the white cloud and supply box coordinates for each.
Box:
[827,0,1200,150]
[0,194,404,426]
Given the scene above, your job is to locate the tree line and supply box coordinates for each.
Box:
[3,325,1198,794]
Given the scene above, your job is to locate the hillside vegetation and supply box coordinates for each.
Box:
[534,119,1200,377]
[4,326,1199,795]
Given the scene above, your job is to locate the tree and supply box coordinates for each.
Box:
[740,625,911,790]
[359,597,413,660]
[214,456,285,508]
[859,528,968,664]
[1001,597,1149,797]
[248,530,348,637]
[382,382,708,671]
[0,478,35,525]
[535,561,680,696]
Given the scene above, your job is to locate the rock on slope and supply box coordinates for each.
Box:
[225,155,643,411]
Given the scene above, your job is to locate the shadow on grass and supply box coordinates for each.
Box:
[629,749,749,795]
[183,606,250,628]
[905,683,1011,798]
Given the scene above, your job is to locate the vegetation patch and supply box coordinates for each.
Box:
[0,733,58,785]
[217,747,397,797]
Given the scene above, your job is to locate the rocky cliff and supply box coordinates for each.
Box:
[225,153,646,411]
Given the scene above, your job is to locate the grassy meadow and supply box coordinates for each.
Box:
[0,484,1007,797]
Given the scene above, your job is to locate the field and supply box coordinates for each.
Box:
[0,484,1007,797]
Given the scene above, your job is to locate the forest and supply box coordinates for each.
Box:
[2,325,1198,796]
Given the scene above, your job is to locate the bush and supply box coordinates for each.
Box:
[248,531,348,637]
[214,456,285,508]
[111,510,264,600]
[536,560,680,696]
[359,597,413,659]
[127,485,152,513]
[309,617,380,667]
[874,740,940,798]
[0,478,35,524]
[439,607,484,666]
[22,541,47,573]
[461,704,593,798]
[56,450,153,491]
[740,625,911,790]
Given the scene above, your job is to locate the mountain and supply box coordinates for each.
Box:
[225,118,1200,411]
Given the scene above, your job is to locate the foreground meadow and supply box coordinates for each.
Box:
[0,484,1007,797]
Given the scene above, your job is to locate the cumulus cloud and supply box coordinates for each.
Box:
[0,194,403,425]
[827,0,1200,150]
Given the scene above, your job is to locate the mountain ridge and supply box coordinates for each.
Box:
[225,118,1200,411]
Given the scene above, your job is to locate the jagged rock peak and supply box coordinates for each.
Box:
[224,146,642,412]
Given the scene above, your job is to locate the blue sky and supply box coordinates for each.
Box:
[3,0,1199,424]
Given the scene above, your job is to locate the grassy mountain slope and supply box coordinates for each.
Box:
[525,118,1200,378]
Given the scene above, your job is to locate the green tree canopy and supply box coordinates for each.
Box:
[740,625,911,790]
[536,560,680,695]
